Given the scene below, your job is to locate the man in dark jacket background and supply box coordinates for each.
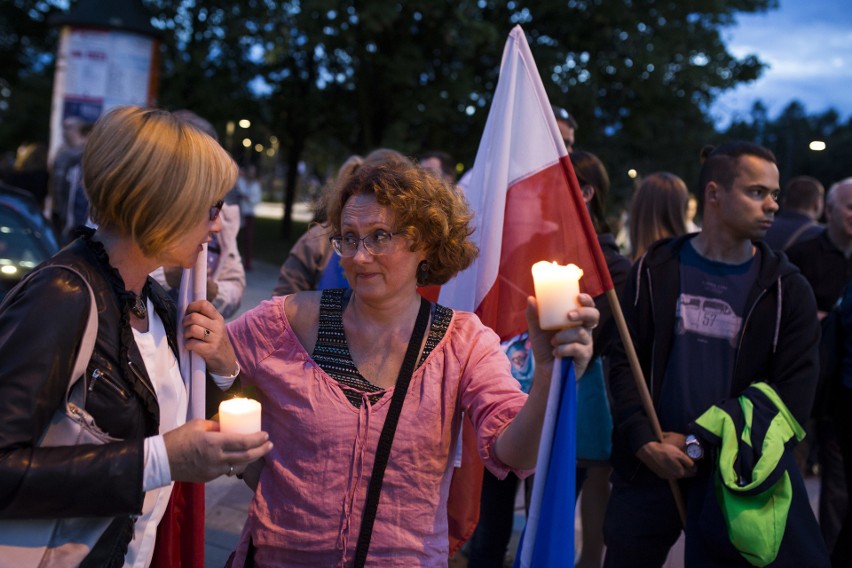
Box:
[763,175,824,251]
[603,141,828,567]
[786,177,852,556]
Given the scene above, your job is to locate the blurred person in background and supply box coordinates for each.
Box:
[764,176,825,252]
[236,164,262,271]
[832,273,852,565]
[685,192,701,233]
[628,172,690,260]
[272,155,363,296]
[553,105,578,152]
[48,115,91,235]
[2,142,49,209]
[419,150,457,184]
[786,177,852,557]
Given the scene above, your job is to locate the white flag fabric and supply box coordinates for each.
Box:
[438,25,566,315]
[178,243,207,420]
[438,25,610,342]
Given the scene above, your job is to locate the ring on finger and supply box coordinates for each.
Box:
[204,328,211,339]
[227,464,234,477]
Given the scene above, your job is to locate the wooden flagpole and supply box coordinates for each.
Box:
[606,288,687,526]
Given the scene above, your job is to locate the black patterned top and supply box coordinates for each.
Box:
[312,288,453,407]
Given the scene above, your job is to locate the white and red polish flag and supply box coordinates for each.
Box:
[439,25,611,340]
[438,25,613,557]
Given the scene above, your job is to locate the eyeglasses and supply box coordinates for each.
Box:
[330,230,398,257]
[209,199,224,222]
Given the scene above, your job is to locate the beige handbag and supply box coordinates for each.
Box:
[0,265,119,568]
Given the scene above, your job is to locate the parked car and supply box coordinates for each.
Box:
[0,183,59,301]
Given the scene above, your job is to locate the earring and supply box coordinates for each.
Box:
[417,260,430,285]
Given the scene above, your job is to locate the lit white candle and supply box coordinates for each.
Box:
[531,261,584,330]
[218,397,262,434]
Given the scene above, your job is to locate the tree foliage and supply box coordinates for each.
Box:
[228,0,782,215]
[724,100,852,192]
[0,0,63,146]
[9,0,851,227]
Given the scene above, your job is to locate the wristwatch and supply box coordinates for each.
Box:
[685,434,704,460]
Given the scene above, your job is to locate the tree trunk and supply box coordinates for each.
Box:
[281,139,304,239]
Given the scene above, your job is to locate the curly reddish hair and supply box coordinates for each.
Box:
[326,160,478,286]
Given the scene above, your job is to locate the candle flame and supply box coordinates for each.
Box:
[531,260,584,280]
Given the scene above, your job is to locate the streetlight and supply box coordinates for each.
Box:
[627,169,638,179]
[239,119,251,129]
[242,138,252,148]
[809,140,826,151]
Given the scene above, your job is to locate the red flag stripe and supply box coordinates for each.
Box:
[475,156,613,341]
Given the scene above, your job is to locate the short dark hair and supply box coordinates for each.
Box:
[570,150,610,234]
[782,176,824,210]
[552,106,578,129]
[696,141,776,211]
[419,150,455,180]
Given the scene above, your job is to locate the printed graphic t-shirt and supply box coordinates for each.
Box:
[658,241,760,433]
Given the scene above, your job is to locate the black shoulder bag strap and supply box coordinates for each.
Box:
[353,296,431,567]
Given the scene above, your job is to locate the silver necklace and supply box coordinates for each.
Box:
[130,294,147,319]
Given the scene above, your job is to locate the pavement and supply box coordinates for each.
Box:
[201,207,824,566]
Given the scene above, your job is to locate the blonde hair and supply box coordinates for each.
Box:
[326,160,478,286]
[629,172,689,259]
[83,106,237,256]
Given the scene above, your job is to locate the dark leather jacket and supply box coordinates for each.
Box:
[0,230,178,564]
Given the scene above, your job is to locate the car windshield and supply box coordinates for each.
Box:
[0,204,56,298]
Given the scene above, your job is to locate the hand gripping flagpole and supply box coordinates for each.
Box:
[607,288,687,526]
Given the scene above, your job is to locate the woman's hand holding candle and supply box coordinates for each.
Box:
[531,261,584,330]
[526,295,598,379]
[219,398,262,434]
[163,418,272,483]
[528,260,599,377]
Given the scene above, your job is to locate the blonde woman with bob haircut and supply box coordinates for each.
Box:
[629,171,690,260]
[0,106,272,567]
[202,159,600,566]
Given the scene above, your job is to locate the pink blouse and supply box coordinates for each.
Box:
[227,296,530,567]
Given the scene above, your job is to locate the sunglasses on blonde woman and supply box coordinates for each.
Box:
[209,200,224,222]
